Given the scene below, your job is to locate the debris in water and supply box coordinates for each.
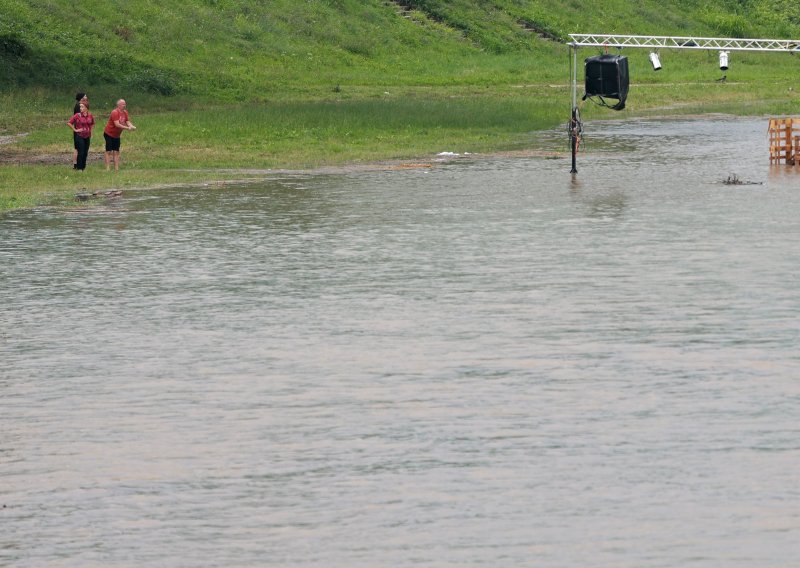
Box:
[722,174,762,186]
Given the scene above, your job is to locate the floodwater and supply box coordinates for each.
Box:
[1,117,799,567]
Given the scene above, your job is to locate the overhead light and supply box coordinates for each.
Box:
[649,51,662,71]
[719,51,729,70]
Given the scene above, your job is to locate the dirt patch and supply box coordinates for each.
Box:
[0,132,62,164]
[387,163,433,169]
[0,132,101,165]
[0,150,107,166]
[0,150,64,165]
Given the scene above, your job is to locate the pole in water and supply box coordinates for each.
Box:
[569,43,579,174]
[570,107,579,174]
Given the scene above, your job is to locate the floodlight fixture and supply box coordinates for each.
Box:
[649,51,662,71]
[719,50,729,70]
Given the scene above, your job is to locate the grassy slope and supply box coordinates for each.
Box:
[1,0,799,210]
[3,0,799,98]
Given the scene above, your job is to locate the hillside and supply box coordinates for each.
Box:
[3,0,800,100]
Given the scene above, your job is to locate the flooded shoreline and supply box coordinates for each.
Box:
[3,117,799,567]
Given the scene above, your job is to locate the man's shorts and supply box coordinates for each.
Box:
[104,132,121,152]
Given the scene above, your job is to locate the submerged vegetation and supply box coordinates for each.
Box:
[1,0,800,210]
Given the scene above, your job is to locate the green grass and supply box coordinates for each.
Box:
[4,0,798,97]
[129,96,566,167]
[2,0,800,211]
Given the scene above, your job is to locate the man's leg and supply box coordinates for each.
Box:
[104,133,112,170]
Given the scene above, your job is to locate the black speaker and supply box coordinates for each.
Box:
[584,54,629,110]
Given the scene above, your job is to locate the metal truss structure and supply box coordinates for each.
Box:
[568,34,800,53]
[565,33,800,173]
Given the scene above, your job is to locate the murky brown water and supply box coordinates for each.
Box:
[2,118,799,567]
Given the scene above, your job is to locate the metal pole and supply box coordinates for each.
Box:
[569,44,578,174]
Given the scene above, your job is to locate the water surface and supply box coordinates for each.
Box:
[2,117,799,567]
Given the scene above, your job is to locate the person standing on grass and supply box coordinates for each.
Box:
[67,102,94,171]
[103,98,136,171]
[72,92,88,169]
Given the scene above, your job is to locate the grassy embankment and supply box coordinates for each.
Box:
[1,0,799,210]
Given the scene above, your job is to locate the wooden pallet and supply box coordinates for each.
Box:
[796,135,800,166]
[768,117,800,165]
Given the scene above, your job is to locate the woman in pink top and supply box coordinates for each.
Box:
[72,92,88,168]
[67,102,94,171]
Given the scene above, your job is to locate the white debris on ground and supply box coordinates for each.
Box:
[435,151,472,160]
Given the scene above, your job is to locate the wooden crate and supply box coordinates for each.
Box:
[795,135,800,166]
[769,118,800,165]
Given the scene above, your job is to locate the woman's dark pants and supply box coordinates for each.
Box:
[75,136,91,171]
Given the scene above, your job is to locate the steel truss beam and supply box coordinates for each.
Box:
[569,34,800,53]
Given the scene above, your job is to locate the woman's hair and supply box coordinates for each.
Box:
[75,92,86,101]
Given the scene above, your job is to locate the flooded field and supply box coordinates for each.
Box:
[2,117,799,567]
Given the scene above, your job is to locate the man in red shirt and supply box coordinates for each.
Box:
[103,99,137,171]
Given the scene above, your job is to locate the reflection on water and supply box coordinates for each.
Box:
[2,118,799,567]
[769,164,800,182]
